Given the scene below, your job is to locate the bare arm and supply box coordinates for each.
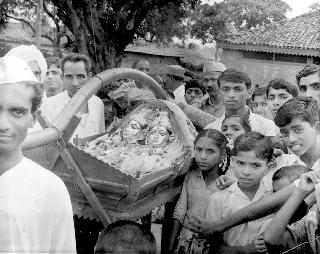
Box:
[264,188,306,245]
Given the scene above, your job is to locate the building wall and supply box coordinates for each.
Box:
[221,49,309,87]
[121,52,179,75]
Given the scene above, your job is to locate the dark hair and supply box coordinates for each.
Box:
[61,53,91,74]
[222,115,251,133]
[272,165,312,183]
[296,65,320,86]
[94,220,156,254]
[266,79,298,97]
[185,79,206,94]
[274,96,320,128]
[132,59,150,69]
[233,132,274,162]
[25,81,44,113]
[46,56,61,69]
[217,69,251,89]
[252,87,267,101]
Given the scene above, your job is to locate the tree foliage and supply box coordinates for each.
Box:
[190,0,291,43]
[0,0,198,71]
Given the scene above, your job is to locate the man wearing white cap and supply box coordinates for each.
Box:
[0,56,76,253]
[164,65,187,104]
[40,53,105,141]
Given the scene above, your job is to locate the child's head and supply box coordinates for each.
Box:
[94,220,156,254]
[272,165,311,224]
[184,79,206,105]
[272,165,312,192]
[194,129,227,173]
[232,132,274,189]
[252,87,268,117]
[221,115,251,147]
[266,79,298,118]
[274,96,320,157]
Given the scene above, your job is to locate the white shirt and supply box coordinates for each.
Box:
[206,181,272,246]
[41,91,105,140]
[205,110,279,136]
[173,84,186,104]
[0,157,76,253]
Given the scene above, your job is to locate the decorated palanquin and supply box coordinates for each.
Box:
[22,68,196,225]
[56,100,195,221]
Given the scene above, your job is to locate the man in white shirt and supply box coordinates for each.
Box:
[163,65,187,104]
[41,53,105,140]
[205,69,279,137]
[0,56,76,253]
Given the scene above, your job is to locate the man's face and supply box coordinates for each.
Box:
[63,61,90,98]
[44,64,63,97]
[135,61,150,75]
[280,118,318,157]
[220,81,250,111]
[299,72,320,105]
[28,60,41,83]
[267,88,293,118]
[102,98,116,125]
[0,83,36,153]
[252,95,268,117]
[184,87,204,105]
[203,73,220,97]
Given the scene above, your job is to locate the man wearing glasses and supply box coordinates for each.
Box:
[201,61,226,118]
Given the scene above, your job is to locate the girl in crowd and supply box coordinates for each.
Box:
[168,129,231,253]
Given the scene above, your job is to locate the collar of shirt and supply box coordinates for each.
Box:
[192,169,219,190]
[226,180,269,203]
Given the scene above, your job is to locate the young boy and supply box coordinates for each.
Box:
[264,171,320,254]
[0,56,76,253]
[205,69,278,137]
[184,79,207,108]
[266,78,298,120]
[94,220,157,254]
[206,132,274,252]
[251,87,271,119]
[188,97,320,240]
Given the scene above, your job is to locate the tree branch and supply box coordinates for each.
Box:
[5,14,35,34]
[43,1,60,31]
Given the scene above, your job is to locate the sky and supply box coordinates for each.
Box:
[202,0,320,18]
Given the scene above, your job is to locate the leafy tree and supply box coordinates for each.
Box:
[0,0,197,72]
[190,0,291,43]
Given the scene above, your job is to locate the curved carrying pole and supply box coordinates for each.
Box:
[22,68,167,151]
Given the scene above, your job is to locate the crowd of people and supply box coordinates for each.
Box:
[0,43,320,254]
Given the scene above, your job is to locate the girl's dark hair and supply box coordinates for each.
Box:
[95,220,156,254]
[222,115,251,133]
[233,131,274,162]
[194,129,228,174]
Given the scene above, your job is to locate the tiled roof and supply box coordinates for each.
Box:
[217,10,320,56]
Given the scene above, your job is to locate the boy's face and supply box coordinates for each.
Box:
[252,95,268,117]
[299,72,320,106]
[267,88,293,118]
[220,81,250,111]
[280,118,318,157]
[44,64,63,96]
[185,87,204,105]
[233,150,268,189]
[0,83,37,153]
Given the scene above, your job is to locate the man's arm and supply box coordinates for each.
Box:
[264,171,320,246]
[178,102,216,129]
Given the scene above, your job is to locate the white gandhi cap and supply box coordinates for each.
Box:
[0,56,39,85]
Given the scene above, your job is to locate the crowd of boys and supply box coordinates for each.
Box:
[1,43,320,254]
